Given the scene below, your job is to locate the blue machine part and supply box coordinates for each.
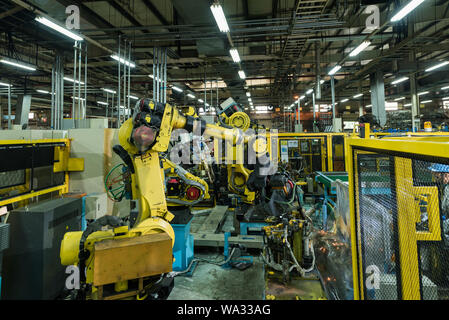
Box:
[240,222,268,235]
[172,221,194,271]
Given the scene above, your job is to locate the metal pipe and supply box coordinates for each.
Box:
[123,40,127,120]
[155,47,159,102]
[128,41,131,118]
[51,65,55,129]
[331,76,336,129]
[7,82,11,130]
[164,47,167,103]
[152,47,155,101]
[117,36,121,128]
[78,42,81,121]
[72,41,77,127]
[84,43,87,121]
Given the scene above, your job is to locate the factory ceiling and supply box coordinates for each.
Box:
[0,0,449,117]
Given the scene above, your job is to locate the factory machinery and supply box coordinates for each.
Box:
[59,99,272,300]
[3,96,449,300]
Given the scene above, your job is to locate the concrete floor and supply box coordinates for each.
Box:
[168,252,265,300]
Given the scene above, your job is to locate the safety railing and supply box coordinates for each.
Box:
[347,136,449,300]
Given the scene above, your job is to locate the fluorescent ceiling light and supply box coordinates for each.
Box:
[320,80,325,84]
[442,86,449,90]
[300,95,305,100]
[349,41,371,57]
[210,3,229,33]
[229,48,241,63]
[128,95,139,100]
[97,101,108,106]
[394,96,406,101]
[35,16,83,41]
[391,77,409,85]
[425,61,449,72]
[0,59,36,71]
[205,103,210,107]
[71,96,85,101]
[187,93,195,99]
[0,82,11,87]
[111,55,135,68]
[172,86,183,92]
[353,93,363,98]
[404,103,412,107]
[248,98,252,102]
[443,97,449,100]
[421,100,432,104]
[198,99,204,103]
[102,88,116,94]
[246,92,251,97]
[390,0,426,22]
[36,89,49,94]
[306,89,313,94]
[418,91,429,96]
[328,65,341,76]
[238,70,246,79]
[64,77,84,85]
[341,98,349,103]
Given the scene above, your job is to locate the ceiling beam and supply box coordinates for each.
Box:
[141,0,170,26]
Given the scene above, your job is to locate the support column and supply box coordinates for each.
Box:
[409,16,420,132]
[14,95,31,128]
[370,70,386,127]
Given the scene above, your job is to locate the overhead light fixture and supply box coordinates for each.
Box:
[97,101,108,106]
[425,61,449,72]
[349,41,371,57]
[102,88,116,94]
[341,98,349,103]
[210,3,229,33]
[306,89,313,94]
[198,99,204,103]
[128,95,139,100]
[64,77,84,85]
[390,0,426,22]
[300,95,305,100]
[353,93,363,98]
[418,91,429,96]
[404,103,412,107]
[229,48,241,63]
[205,103,210,107]
[35,16,83,41]
[111,55,135,68]
[394,96,406,101]
[0,58,36,71]
[0,82,11,87]
[246,92,251,97]
[443,97,449,100]
[71,96,86,101]
[320,80,325,84]
[187,93,195,99]
[421,100,432,104]
[36,89,49,94]
[391,77,408,85]
[248,98,252,102]
[328,65,341,76]
[442,86,449,90]
[172,86,183,92]
[238,70,246,79]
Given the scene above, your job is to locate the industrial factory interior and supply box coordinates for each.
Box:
[1,0,449,306]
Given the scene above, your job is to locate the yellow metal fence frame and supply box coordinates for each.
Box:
[347,136,449,300]
[0,138,82,208]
